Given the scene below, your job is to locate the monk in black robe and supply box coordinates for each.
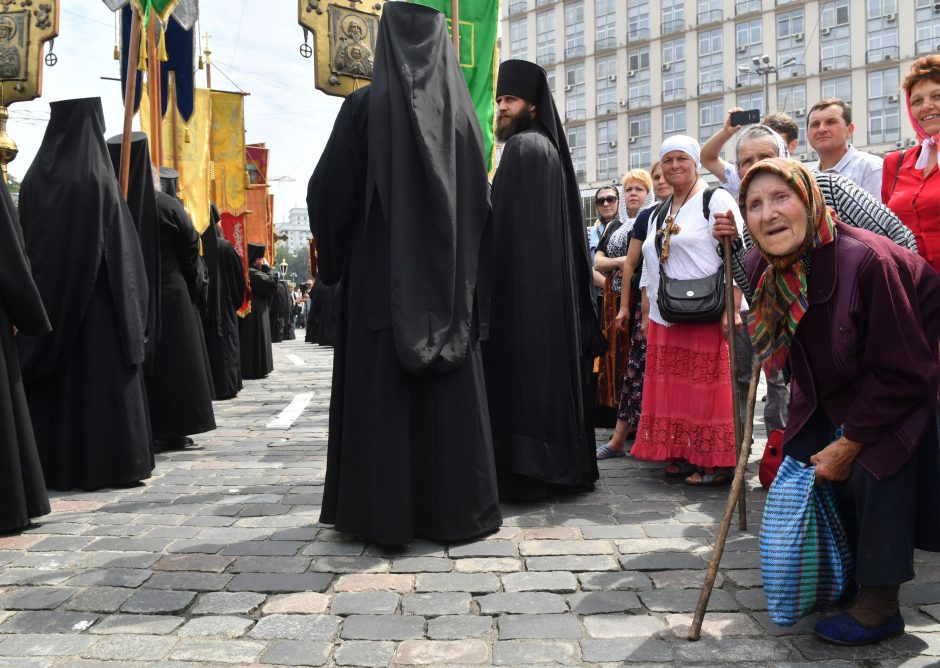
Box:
[269,273,285,344]
[483,60,604,500]
[308,2,501,545]
[305,277,341,347]
[17,97,153,490]
[202,210,246,400]
[239,243,276,379]
[0,177,50,532]
[280,279,296,341]
[147,168,216,450]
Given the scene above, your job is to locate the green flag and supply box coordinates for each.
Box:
[412,0,498,171]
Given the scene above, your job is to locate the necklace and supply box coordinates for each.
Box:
[658,182,704,262]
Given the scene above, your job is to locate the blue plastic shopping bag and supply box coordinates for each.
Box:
[759,455,854,626]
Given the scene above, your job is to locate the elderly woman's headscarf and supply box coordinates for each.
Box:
[659,135,701,167]
[734,124,790,168]
[738,158,837,372]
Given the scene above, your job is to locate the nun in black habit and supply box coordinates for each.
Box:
[483,60,604,500]
[239,243,277,379]
[201,207,246,399]
[308,1,501,545]
[17,97,153,490]
[0,177,50,532]
[146,168,216,449]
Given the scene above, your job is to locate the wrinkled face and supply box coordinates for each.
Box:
[495,95,536,141]
[306,280,313,289]
[807,104,854,154]
[736,136,780,181]
[651,165,672,200]
[622,180,649,215]
[910,78,940,137]
[660,150,697,190]
[595,188,618,220]
[744,172,809,257]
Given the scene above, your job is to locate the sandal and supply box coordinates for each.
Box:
[685,467,733,487]
[596,444,626,460]
[664,460,698,478]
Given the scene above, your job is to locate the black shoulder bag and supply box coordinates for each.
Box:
[653,187,725,324]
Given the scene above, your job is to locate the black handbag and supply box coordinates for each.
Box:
[653,193,725,324]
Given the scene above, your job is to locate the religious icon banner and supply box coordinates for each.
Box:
[211,90,248,214]
[220,211,251,316]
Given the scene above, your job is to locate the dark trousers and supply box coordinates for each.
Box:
[784,407,940,587]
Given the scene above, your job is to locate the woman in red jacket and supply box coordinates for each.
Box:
[883,55,940,272]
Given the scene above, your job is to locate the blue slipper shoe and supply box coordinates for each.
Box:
[596,445,626,460]
[814,611,904,646]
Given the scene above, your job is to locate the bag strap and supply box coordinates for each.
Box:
[890,149,906,198]
[701,185,722,221]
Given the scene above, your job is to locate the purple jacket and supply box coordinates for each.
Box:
[746,222,940,480]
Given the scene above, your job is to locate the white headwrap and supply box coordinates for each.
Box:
[659,135,701,167]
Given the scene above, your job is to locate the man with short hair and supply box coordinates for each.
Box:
[700,107,800,197]
[808,97,883,197]
[484,59,604,501]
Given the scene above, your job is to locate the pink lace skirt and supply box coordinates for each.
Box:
[631,320,736,468]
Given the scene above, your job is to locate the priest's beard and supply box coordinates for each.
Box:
[495,108,534,142]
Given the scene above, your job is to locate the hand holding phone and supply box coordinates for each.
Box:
[730,109,761,127]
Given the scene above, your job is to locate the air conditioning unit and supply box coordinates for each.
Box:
[888,93,899,103]
[736,45,747,53]
[564,84,572,91]
[822,64,833,72]
[793,32,804,42]
[884,52,894,61]
[618,99,628,107]
[908,138,919,147]
[662,62,672,71]
[884,12,896,21]
[810,151,818,159]
[628,136,637,144]
[821,26,832,36]
[895,141,904,149]
[735,81,744,88]
[609,140,618,148]
[794,108,806,117]
[799,153,808,161]
[935,2,940,12]
[628,69,637,77]
[608,74,617,82]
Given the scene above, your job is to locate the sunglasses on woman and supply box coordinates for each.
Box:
[596,195,618,206]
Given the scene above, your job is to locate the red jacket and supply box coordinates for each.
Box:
[883,148,940,274]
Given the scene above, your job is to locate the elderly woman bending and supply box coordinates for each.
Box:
[738,158,940,646]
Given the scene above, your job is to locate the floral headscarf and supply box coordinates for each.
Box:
[738,158,837,372]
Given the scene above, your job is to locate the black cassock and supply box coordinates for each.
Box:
[0,178,50,531]
[278,280,295,341]
[269,277,284,344]
[239,266,277,379]
[202,220,246,400]
[307,3,501,545]
[305,279,341,347]
[146,192,216,440]
[17,97,153,491]
[484,82,603,500]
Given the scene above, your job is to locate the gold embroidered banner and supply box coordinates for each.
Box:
[211,90,248,214]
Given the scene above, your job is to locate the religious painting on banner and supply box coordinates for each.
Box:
[220,211,251,316]
[297,0,385,98]
[211,90,248,214]
[412,0,498,171]
[245,185,272,264]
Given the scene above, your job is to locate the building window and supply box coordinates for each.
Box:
[663,105,686,136]
[565,62,586,122]
[867,68,901,144]
[509,0,527,15]
[546,69,556,95]
[698,28,723,95]
[699,99,724,144]
[536,10,555,66]
[661,36,686,102]
[595,0,616,50]
[595,54,618,116]
[627,46,650,108]
[776,8,805,78]
[661,0,685,35]
[916,0,940,54]
[697,0,722,25]
[627,0,650,41]
[821,0,850,29]
[564,1,585,58]
[777,83,807,153]
[736,18,762,88]
[865,0,899,63]
[737,90,763,117]
[735,0,760,15]
[597,119,619,181]
[536,0,551,7]
[568,124,587,181]
[509,19,528,60]
[821,75,851,101]
[628,112,651,169]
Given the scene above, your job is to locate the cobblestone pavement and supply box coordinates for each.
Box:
[1,335,939,667]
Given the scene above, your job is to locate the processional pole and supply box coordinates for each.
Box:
[119,7,142,197]
[147,15,163,167]
[451,0,460,58]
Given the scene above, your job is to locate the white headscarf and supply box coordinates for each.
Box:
[659,135,701,167]
[733,124,791,169]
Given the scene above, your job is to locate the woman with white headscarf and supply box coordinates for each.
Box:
[629,135,744,486]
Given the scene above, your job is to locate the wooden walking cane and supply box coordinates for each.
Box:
[688,357,762,641]
[720,236,747,531]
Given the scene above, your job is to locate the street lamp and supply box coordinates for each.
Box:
[738,55,797,117]
[280,259,288,276]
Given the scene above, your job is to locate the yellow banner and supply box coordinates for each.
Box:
[139,81,212,233]
[211,90,248,214]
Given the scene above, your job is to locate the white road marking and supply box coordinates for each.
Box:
[267,392,314,429]
[286,354,305,366]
